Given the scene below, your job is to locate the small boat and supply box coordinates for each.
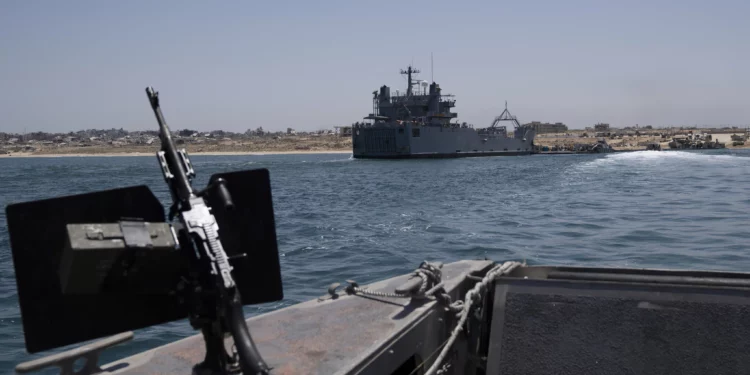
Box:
[646,142,662,151]
[15,260,750,375]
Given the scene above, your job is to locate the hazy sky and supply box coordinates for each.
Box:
[2,0,749,133]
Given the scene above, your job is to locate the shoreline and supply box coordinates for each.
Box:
[2,150,353,158]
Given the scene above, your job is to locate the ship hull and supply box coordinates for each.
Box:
[352,124,536,159]
[352,150,532,159]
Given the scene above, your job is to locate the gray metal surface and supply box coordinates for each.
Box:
[486,266,750,375]
[66,222,175,250]
[101,260,494,375]
[16,332,134,375]
[352,66,536,159]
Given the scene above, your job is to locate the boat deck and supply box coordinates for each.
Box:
[101,260,494,375]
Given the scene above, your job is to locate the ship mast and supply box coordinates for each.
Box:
[400,66,420,97]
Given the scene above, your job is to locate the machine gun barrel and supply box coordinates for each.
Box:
[145,87,193,202]
[144,87,271,374]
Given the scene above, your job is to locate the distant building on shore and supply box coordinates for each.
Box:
[594,123,610,132]
[526,121,568,134]
[334,126,352,137]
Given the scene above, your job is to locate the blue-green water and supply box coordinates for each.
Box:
[1,150,749,372]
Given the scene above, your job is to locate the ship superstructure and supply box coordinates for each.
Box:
[352,66,536,158]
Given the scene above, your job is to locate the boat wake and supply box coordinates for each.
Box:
[320,157,354,163]
[579,150,749,170]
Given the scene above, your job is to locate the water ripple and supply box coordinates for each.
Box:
[0,150,749,370]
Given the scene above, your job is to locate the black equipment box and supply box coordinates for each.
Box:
[487,266,750,375]
[60,222,180,295]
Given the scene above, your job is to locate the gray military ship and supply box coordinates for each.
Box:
[352,65,536,159]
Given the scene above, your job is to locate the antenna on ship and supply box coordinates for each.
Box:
[400,65,420,97]
[431,52,434,83]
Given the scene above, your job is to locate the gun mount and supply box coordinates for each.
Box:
[5,88,284,375]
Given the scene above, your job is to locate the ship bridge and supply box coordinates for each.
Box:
[369,65,459,125]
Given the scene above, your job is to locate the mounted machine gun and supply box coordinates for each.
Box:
[6,88,284,375]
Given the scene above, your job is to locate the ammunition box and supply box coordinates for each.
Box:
[60,221,183,295]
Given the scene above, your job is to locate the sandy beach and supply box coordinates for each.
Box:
[3,150,353,158]
[1,135,355,158]
[535,131,750,151]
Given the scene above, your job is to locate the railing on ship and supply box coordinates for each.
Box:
[353,121,474,129]
[388,93,456,105]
